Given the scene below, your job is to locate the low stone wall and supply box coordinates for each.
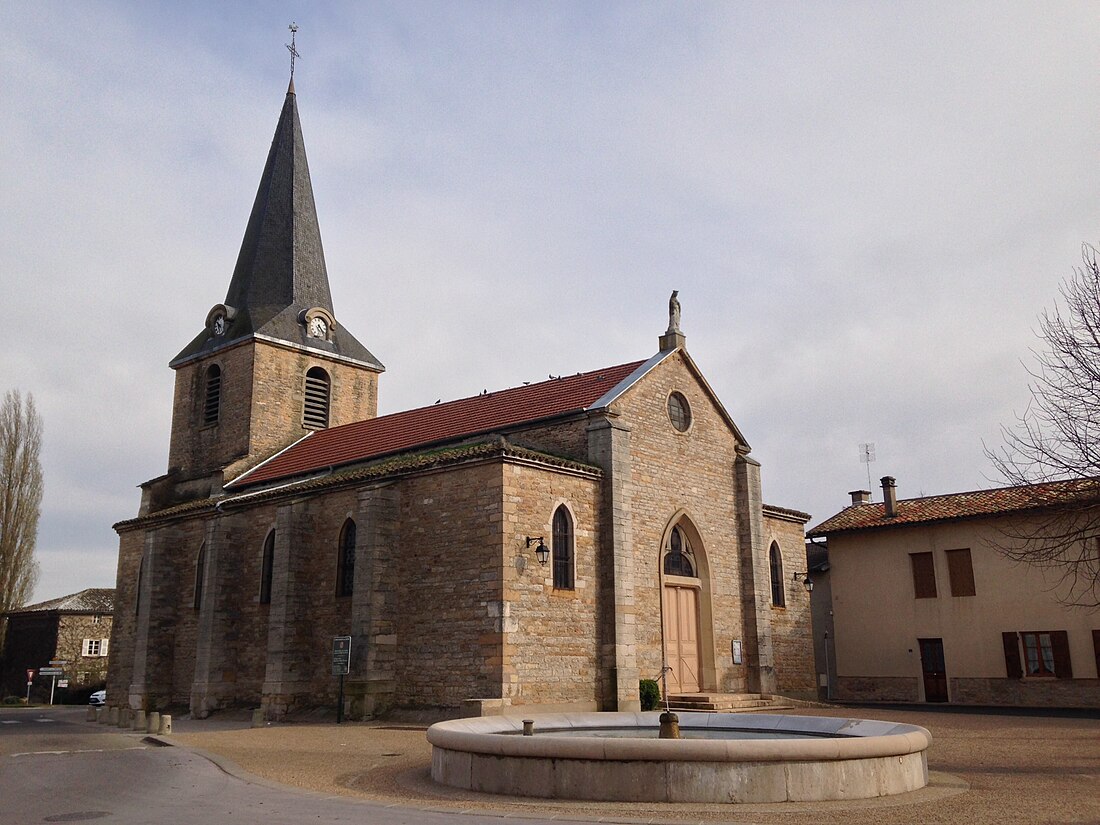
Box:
[428,711,931,803]
[834,676,918,703]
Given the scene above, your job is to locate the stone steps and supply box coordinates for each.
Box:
[664,692,793,713]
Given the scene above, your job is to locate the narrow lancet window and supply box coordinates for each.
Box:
[260,531,275,604]
[769,542,785,607]
[337,519,356,597]
[552,506,574,590]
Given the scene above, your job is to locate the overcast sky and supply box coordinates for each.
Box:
[3,2,1097,604]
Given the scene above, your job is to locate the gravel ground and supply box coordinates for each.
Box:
[173,705,1100,824]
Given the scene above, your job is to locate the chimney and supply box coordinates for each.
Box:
[881,476,897,517]
[849,490,872,506]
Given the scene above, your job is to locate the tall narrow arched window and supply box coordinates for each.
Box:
[664,526,696,577]
[203,365,222,425]
[193,543,206,610]
[769,542,785,607]
[135,556,144,616]
[303,367,331,429]
[260,531,275,604]
[336,519,356,597]
[552,506,574,590]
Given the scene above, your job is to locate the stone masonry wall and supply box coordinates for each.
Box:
[613,352,748,695]
[394,462,505,708]
[106,530,144,703]
[502,461,602,707]
[55,614,113,687]
[763,513,816,698]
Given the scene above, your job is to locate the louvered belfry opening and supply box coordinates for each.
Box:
[303,367,331,429]
[203,365,222,425]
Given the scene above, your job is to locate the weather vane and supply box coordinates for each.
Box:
[286,23,300,80]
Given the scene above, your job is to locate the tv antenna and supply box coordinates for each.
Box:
[858,442,876,492]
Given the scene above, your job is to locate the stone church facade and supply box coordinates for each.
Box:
[107,82,813,719]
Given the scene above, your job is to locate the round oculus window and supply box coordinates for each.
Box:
[667,392,691,432]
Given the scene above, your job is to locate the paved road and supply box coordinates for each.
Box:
[0,707,577,825]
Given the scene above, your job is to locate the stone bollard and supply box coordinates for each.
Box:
[147,712,161,735]
[522,719,535,736]
[131,709,146,732]
[658,711,681,739]
[86,706,96,722]
[158,714,172,735]
[118,708,131,729]
[251,708,265,728]
[98,707,109,724]
[108,707,119,726]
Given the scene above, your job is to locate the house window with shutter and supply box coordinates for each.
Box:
[303,367,331,429]
[1007,631,1074,679]
[82,638,109,657]
[945,548,976,596]
[909,552,937,598]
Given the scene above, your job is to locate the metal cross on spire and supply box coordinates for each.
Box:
[286,23,301,80]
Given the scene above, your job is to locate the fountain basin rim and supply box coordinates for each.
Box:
[427,711,931,764]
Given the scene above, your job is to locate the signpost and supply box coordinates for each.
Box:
[40,667,64,705]
[332,636,351,724]
[25,669,34,705]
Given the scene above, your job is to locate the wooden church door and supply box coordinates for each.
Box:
[662,585,701,694]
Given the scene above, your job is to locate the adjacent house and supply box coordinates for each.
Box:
[808,476,1100,707]
[1,588,115,699]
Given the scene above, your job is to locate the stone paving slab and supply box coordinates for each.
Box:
[166,706,1100,824]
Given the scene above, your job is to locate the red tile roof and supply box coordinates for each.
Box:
[231,360,645,488]
[808,477,1100,537]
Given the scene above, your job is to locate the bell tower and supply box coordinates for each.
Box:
[152,81,384,511]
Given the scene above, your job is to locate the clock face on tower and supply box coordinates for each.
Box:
[309,316,328,338]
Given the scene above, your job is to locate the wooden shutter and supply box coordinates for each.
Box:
[1002,632,1022,679]
[945,548,976,596]
[1050,630,1073,679]
[910,552,937,598]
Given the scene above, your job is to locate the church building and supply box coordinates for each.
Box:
[107,81,813,719]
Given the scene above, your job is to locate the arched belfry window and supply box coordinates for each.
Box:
[336,519,356,598]
[664,526,696,577]
[193,543,206,610]
[769,542,785,607]
[303,367,330,429]
[259,531,275,604]
[552,506,574,590]
[203,365,222,426]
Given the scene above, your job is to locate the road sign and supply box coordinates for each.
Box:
[58,680,69,688]
[49,660,68,666]
[332,636,351,676]
[39,667,63,676]
[26,669,35,682]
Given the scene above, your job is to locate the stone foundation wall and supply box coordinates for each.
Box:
[949,677,1100,708]
[835,675,919,702]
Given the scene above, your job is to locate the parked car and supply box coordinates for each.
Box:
[88,690,106,706]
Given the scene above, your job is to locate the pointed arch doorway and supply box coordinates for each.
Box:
[661,524,703,694]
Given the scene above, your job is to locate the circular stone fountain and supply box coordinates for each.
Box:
[427,711,932,803]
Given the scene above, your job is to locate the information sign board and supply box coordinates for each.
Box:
[39,667,64,676]
[332,636,351,676]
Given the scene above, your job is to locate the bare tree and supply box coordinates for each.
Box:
[0,390,43,650]
[987,244,1100,607]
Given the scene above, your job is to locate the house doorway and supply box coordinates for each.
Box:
[918,638,948,702]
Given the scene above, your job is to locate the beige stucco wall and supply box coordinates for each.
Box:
[829,514,1099,705]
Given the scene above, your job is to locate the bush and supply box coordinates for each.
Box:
[639,679,661,711]
[2,695,26,706]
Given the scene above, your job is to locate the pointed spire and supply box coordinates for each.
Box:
[171,87,382,370]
